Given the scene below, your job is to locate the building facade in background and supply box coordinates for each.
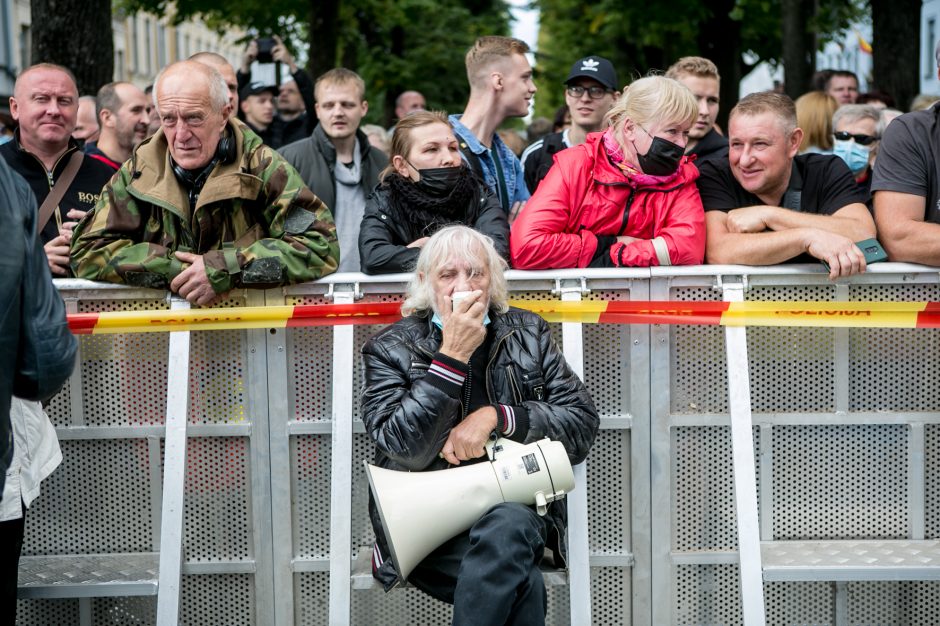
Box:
[0,0,243,103]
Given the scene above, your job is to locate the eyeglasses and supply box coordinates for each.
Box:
[566,85,612,100]
[833,131,880,145]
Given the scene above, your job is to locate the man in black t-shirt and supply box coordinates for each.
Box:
[871,41,940,266]
[697,92,875,279]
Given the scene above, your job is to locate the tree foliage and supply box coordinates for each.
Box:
[534,0,866,124]
[119,0,511,125]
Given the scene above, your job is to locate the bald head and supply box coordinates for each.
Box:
[11,63,79,156]
[155,61,229,116]
[154,61,232,170]
[73,95,100,143]
[189,52,239,109]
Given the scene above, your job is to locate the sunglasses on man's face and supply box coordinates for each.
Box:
[833,131,880,145]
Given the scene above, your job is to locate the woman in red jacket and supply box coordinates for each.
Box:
[510,75,706,269]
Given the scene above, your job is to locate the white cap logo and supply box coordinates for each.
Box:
[580,58,599,72]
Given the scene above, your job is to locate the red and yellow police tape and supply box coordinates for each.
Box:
[66,300,940,334]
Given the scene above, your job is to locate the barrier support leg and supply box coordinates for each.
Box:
[156,299,191,625]
[721,283,766,626]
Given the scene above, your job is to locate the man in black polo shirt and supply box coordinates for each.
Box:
[871,40,940,265]
[697,92,875,279]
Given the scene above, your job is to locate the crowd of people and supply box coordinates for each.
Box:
[2,30,940,625]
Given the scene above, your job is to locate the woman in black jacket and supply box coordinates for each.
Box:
[358,111,510,274]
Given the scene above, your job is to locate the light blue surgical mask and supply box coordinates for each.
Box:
[0,134,11,146]
[833,139,871,176]
[431,311,491,329]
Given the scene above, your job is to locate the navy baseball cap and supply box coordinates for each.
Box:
[239,82,277,101]
[564,56,618,91]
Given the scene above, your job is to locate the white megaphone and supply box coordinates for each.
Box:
[364,437,575,581]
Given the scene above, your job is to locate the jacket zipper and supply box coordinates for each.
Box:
[485,330,515,405]
[505,365,523,404]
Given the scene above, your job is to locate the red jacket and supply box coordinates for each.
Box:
[510,132,705,269]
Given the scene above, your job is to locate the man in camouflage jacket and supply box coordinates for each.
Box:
[71,61,339,305]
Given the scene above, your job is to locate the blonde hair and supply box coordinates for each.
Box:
[402,225,509,317]
[795,91,839,152]
[315,68,366,102]
[380,110,452,181]
[604,75,697,141]
[665,56,720,82]
[730,91,798,135]
[465,36,530,89]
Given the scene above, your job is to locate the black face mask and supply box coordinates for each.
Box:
[633,131,684,176]
[409,163,465,198]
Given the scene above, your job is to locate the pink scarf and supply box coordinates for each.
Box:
[603,128,681,187]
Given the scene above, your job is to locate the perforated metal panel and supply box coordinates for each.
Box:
[182,437,252,561]
[293,435,332,558]
[850,283,940,411]
[179,574,254,625]
[16,598,78,625]
[673,426,760,551]
[24,439,153,554]
[592,566,630,625]
[846,581,940,624]
[79,299,170,427]
[764,581,832,624]
[671,286,728,414]
[772,425,908,540]
[675,563,742,626]
[588,429,631,555]
[287,294,334,422]
[928,424,940,539]
[352,433,377,551]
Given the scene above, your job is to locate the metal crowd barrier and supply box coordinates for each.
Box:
[14,264,940,625]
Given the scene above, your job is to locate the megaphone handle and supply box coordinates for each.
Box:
[535,492,548,516]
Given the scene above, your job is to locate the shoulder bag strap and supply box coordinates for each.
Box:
[38,150,84,231]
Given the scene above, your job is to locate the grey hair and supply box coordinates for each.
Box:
[832,104,885,139]
[153,61,229,116]
[402,225,509,317]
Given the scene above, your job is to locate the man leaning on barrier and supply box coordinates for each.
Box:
[70,61,339,306]
[697,91,876,279]
[360,225,599,625]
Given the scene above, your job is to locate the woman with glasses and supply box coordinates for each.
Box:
[511,75,706,269]
[359,111,510,274]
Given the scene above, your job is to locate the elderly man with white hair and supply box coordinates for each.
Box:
[71,60,339,305]
[831,104,884,203]
[360,225,599,625]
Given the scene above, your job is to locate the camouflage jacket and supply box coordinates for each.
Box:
[70,120,339,293]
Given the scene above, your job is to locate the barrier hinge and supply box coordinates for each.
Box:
[551,277,590,296]
[713,274,749,293]
[324,282,364,301]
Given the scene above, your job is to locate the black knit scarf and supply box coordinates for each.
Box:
[386,169,478,235]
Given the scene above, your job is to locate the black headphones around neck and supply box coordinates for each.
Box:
[170,129,237,205]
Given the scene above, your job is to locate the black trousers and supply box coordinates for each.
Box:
[407,502,549,626]
[0,501,25,626]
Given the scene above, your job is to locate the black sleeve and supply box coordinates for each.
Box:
[812,155,869,215]
[871,115,928,197]
[587,236,618,267]
[236,69,250,93]
[14,173,77,402]
[358,192,420,274]
[291,68,317,136]
[695,159,740,211]
[471,187,511,263]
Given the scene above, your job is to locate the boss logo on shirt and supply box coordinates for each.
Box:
[77,192,100,205]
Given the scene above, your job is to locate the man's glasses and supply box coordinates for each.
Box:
[566,85,612,100]
[833,131,880,145]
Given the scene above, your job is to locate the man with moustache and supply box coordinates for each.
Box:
[71,61,339,305]
[85,82,151,170]
[665,56,728,164]
[520,55,619,193]
[1,63,114,276]
[697,92,875,279]
[450,36,536,221]
[280,67,387,272]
